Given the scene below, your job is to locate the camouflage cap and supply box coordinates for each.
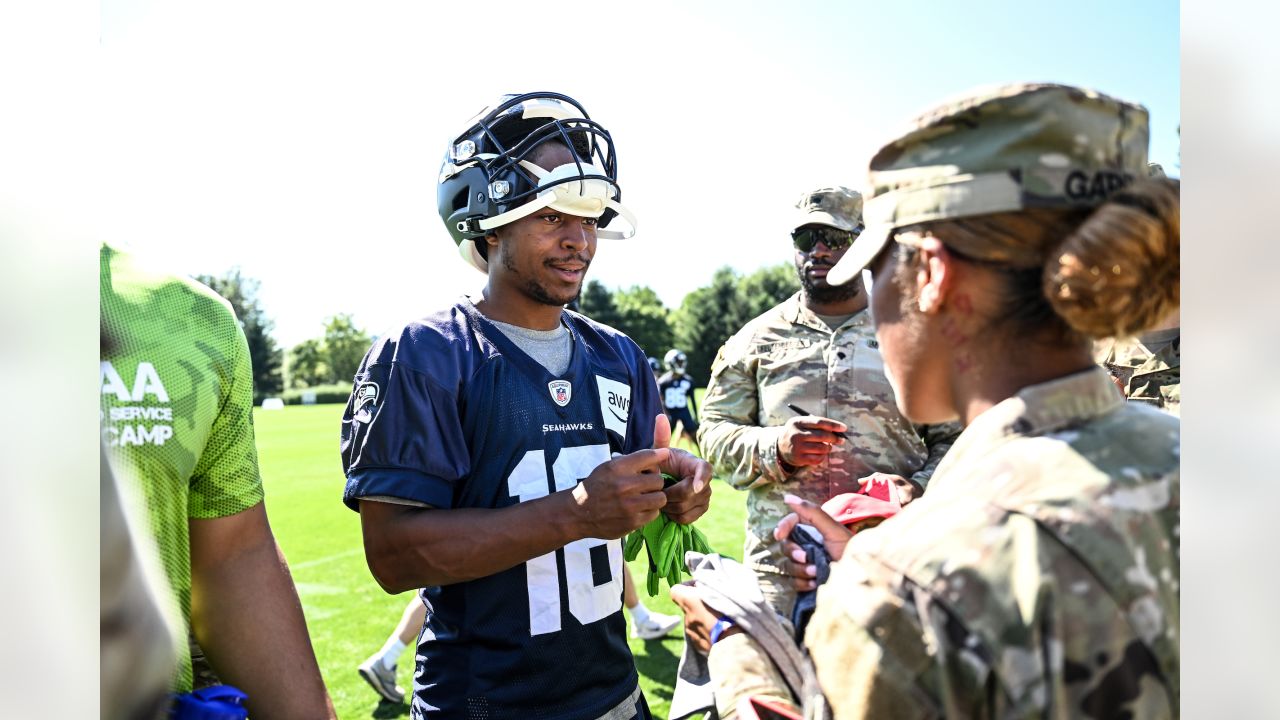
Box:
[828,83,1149,285]
[791,185,864,235]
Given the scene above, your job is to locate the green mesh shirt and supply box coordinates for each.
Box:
[100,244,265,691]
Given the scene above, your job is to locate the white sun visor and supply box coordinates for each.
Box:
[476,161,637,239]
[518,97,586,122]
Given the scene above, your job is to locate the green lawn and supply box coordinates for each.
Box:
[254,403,742,719]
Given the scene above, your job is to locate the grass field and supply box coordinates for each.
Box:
[253,400,742,719]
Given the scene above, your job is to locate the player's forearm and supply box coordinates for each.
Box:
[697,418,787,490]
[360,493,581,592]
[190,530,334,719]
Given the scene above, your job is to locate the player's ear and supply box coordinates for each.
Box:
[652,414,671,449]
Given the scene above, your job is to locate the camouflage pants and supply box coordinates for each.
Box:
[754,567,798,620]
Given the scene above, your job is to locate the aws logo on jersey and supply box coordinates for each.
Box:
[548,380,572,407]
[354,382,379,424]
[594,375,630,438]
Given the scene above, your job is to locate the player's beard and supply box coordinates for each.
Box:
[798,263,859,304]
[525,278,583,307]
[504,249,588,307]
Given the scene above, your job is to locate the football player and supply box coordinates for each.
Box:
[341,92,712,719]
[658,349,700,453]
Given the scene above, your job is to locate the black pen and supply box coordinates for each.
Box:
[786,403,847,439]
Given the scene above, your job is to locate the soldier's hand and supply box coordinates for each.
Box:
[775,493,854,562]
[571,449,668,539]
[654,414,713,524]
[777,415,846,468]
[858,472,922,506]
[777,531,821,592]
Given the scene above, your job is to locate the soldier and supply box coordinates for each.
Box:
[1095,315,1179,415]
[673,83,1180,719]
[1094,162,1180,416]
[696,186,958,617]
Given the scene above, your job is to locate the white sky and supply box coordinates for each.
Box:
[99,0,1181,348]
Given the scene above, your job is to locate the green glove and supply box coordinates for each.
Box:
[622,473,715,596]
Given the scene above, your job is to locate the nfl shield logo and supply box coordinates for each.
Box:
[548,380,572,407]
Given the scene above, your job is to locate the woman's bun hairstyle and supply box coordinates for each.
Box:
[1045,178,1180,339]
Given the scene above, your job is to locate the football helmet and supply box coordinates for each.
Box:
[437,91,637,273]
[647,357,660,373]
[664,349,687,374]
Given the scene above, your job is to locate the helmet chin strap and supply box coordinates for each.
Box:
[476,161,637,240]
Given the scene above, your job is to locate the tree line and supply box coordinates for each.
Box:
[197,262,799,404]
[193,270,372,404]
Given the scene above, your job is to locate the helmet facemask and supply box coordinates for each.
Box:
[438,92,637,272]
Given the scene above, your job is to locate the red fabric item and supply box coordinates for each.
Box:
[820,490,901,528]
[738,696,802,720]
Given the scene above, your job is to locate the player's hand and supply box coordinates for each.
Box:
[858,472,922,506]
[571,448,668,540]
[774,493,854,563]
[777,415,846,468]
[670,582,728,655]
[652,414,712,525]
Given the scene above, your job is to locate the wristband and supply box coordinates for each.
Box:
[710,617,737,645]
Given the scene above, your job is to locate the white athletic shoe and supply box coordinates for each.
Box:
[631,611,682,640]
[358,656,405,704]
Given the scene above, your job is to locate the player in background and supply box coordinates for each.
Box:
[101,244,334,719]
[658,349,700,453]
[356,595,426,704]
[341,92,711,719]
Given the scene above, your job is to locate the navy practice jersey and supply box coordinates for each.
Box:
[657,373,696,414]
[341,299,662,719]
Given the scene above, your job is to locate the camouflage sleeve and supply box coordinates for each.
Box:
[707,633,800,720]
[805,559,945,718]
[696,342,789,491]
[909,421,962,490]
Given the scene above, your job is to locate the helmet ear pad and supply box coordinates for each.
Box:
[440,165,497,238]
[441,163,523,273]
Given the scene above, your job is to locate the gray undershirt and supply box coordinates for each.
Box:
[487,316,574,376]
[814,312,856,331]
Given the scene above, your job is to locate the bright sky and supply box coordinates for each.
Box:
[100,0,1180,349]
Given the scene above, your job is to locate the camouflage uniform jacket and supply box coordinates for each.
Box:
[798,368,1180,718]
[697,293,959,575]
[1095,334,1180,416]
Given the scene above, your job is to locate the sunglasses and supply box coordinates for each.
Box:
[791,225,862,253]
